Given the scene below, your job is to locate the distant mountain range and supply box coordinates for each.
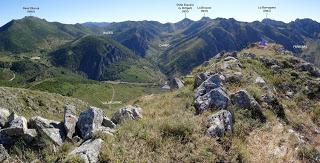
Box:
[0,16,319,81]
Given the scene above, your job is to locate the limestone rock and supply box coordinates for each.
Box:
[64,105,78,139]
[0,112,28,136]
[195,74,224,98]
[0,108,10,128]
[0,144,9,162]
[195,88,230,114]
[222,57,242,70]
[77,106,104,140]
[207,110,232,137]
[111,106,142,124]
[223,71,243,83]
[231,90,261,110]
[69,139,103,163]
[194,72,209,88]
[29,116,65,146]
[102,116,116,129]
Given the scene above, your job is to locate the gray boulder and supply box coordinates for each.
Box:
[207,110,232,137]
[0,112,28,136]
[195,74,224,98]
[195,88,230,114]
[0,108,10,128]
[64,105,78,140]
[77,107,104,140]
[231,90,261,110]
[169,77,184,89]
[222,57,242,70]
[96,126,114,136]
[102,116,116,128]
[0,144,9,162]
[224,56,237,62]
[194,72,209,88]
[223,71,243,83]
[29,116,65,146]
[69,138,103,163]
[111,106,142,124]
[255,76,266,87]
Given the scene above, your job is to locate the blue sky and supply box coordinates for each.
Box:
[0,0,319,26]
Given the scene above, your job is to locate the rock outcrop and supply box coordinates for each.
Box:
[0,144,9,162]
[0,112,28,136]
[29,116,65,146]
[111,106,143,124]
[102,116,116,128]
[69,138,103,163]
[0,108,10,128]
[194,88,230,114]
[207,110,233,138]
[77,107,104,140]
[64,105,78,140]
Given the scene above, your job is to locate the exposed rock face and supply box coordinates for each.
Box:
[0,108,10,128]
[194,72,209,88]
[0,144,9,162]
[64,105,78,140]
[194,88,230,114]
[223,71,243,83]
[77,107,104,140]
[299,63,320,77]
[169,77,184,89]
[111,106,142,124]
[207,110,232,138]
[222,57,242,70]
[195,74,224,98]
[102,116,116,128]
[69,139,103,163]
[231,90,261,110]
[29,116,65,146]
[231,90,265,121]
[0,112,28,136]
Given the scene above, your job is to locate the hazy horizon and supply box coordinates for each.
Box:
[1,0,319,26]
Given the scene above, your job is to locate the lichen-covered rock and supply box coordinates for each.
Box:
[102,116,116,129]
[0,144,9,162]
[195,74,224,98]
[231,90,266,121]
[231,90,261,110]
[223,71,243,83]
[194,88,230,114]
[0,108,10,128]
[222,57,242,70]
[29,116,65,145]
[77,107,104,140]
[64,105,78,139]
[69,138,103,163]
[207,110,232,137]
[111,106,142,124]
[194,72,209,88]
[0,112,28,136]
